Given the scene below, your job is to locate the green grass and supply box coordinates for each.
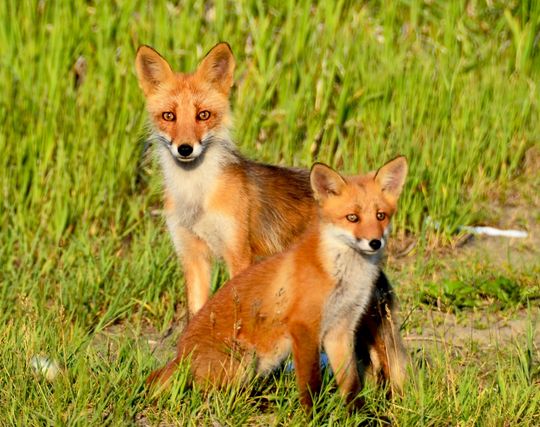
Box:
[1,0,539,425]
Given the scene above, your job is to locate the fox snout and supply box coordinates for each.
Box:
[164,140,204,162]
[356,236,386,254]
[356,222,393,254]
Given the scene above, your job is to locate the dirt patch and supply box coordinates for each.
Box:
[91,319,183,367]
[399,167,539,358]
[405,307,540,351]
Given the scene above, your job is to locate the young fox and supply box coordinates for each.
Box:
[147,157,408,408]
[136,43,406,392]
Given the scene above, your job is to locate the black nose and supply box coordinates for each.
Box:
[177,144,193,157]
[369,239,382,250]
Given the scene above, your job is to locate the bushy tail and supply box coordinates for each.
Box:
[146,356,182,392]
[377,299,408,394]
[356,271,408,396]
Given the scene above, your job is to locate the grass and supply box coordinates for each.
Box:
[1,0,539,425]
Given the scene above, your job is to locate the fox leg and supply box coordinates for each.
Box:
[205,179,253,278]
[290,324,322,409]
[168,223,213,317]
[323,319,363,407]
[191,210,252,278]
[222,234,252,277]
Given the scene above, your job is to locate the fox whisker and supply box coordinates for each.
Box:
[154,134,172,147]
[201,134,220,147]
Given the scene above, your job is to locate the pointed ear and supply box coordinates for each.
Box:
[195,42,235,95]
[374,156,408,200]
[135,45,174,96]
[310,163,347,201]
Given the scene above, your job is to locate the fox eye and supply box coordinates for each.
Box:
[197,110,211,121]
[346,214,359,223]
[376,212,386,221]
[162,112,176,121]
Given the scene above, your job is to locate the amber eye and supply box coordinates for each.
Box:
[346,214,359,223]
[197,110,211,121]
[376,212,386,221]
[162,111,176,121]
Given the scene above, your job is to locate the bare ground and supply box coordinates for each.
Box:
[400,148,540,360]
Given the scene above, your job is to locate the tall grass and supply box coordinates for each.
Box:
[0,0,539,425]
[1,1,538,243]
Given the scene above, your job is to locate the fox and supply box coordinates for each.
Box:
[135,43,407,392]
[146,157,408,409]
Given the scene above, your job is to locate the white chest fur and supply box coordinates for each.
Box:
[319,230,380,340]
[157,142,238,255]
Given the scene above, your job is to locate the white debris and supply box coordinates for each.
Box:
[30,355,61,381]
[458,226,528,238]
[424,216,528,238]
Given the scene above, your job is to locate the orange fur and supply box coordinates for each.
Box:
[147,158,408,409]
[136,44,407,393]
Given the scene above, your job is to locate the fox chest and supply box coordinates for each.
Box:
[160,152,237,256]
[321,256,379,339]
[165,175,210,228]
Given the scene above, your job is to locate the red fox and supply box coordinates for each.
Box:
[135,43,407,393]
[147,157,408,408]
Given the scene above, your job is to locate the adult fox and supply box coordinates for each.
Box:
[135,43,407,393]
[147,158,408,409]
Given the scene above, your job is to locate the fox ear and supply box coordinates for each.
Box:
[196,42,235,95]
[310,163,346,201]
[135,45,174,96]
[374,156,408,200]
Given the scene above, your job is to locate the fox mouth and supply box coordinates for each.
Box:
[349,244,378,256]
[174,155,197,163]
[154,135,205,164]
[347,241,384,257]
[357,248,379,256]
[170,152,204,169]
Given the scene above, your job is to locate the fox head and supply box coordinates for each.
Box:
[135,43,235,163]
[310,156,408,256]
